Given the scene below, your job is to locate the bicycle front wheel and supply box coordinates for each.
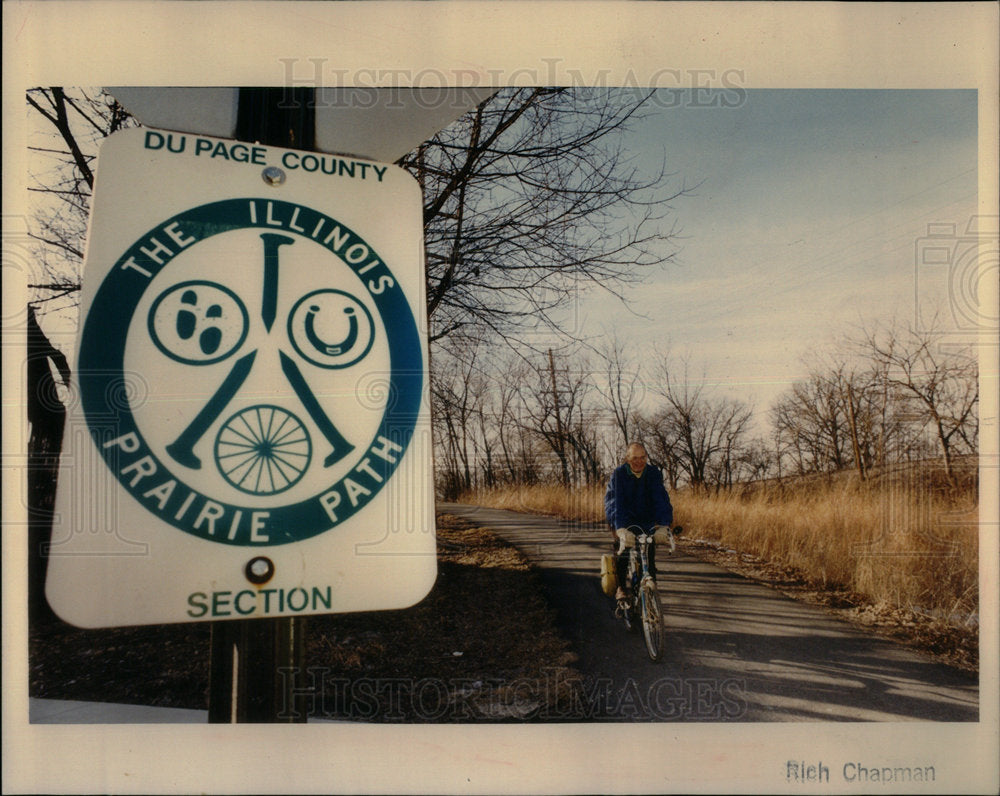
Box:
[639,579,665,661]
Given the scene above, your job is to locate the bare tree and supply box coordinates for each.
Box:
[26,88,136,312]
[487,352,541,485]
[649,349,754,490]
[861,319,978,485]
[770,325,978,481]
[595,331,644,448]
[635,408,685,490]
[769,342,905,478]
[517,347,606,485]
[398,87,688,347]
[431,339,482,497]
[771,369,852,474]
[708,400,756,491]
[733,437,775,484]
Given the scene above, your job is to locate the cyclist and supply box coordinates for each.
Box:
[604,442,673,601]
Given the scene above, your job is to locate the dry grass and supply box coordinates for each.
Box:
[461,462,979,626]
[463,482,608,523]
[672,483,978,625]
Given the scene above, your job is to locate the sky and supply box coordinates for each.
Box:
[577,89,980,420]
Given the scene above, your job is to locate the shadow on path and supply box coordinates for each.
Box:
[440,503,978,722]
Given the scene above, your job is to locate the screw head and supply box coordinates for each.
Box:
[245,556,275,584]
[262,166,286,186]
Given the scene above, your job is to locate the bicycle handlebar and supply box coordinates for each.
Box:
[615,526,677,548]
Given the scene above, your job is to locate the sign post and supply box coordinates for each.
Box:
[47,88,447,721]
[209,87,314,723]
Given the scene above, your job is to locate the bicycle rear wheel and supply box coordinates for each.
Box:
[639,579,665,661]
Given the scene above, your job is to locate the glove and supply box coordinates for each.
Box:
[615,527,635,553]
[652,525,675,554]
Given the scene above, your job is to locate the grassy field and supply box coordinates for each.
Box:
[460,459,979,628]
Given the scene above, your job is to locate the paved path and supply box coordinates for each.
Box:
[440,503,978,722]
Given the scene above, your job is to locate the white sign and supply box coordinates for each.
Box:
[47,128,436,627]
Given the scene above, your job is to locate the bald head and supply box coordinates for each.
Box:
[625,443,647,474]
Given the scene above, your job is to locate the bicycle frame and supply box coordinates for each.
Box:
[615,526,669,661]
[627,534,654,588]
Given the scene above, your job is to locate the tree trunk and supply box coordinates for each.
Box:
[27,305,69,628]
[845,383,866,481]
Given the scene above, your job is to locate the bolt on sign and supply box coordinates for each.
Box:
[47,128,435,628]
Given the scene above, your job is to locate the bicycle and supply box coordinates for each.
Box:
[613,525,681,662]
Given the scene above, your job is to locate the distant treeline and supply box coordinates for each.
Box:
[433,319,978,498]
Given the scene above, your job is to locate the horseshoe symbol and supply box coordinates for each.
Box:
[288,290,374,370]
[304,305,359,356]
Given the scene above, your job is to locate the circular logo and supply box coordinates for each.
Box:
[78,198,423,547]
[288,289,376,369]
[148,280,249,365]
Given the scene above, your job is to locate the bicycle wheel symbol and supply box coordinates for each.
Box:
[214,405,312,495]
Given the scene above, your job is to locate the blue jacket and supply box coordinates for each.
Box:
[604,462,673,531]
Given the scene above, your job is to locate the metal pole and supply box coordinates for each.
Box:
[207,87,315,723]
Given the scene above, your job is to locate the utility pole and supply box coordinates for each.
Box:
[548,348,570,485]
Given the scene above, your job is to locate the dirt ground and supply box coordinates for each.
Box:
[29,513,582,721]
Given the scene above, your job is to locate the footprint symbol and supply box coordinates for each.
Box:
[173,291,225,355]
[176,290,198,339]
[199,305,223,355]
